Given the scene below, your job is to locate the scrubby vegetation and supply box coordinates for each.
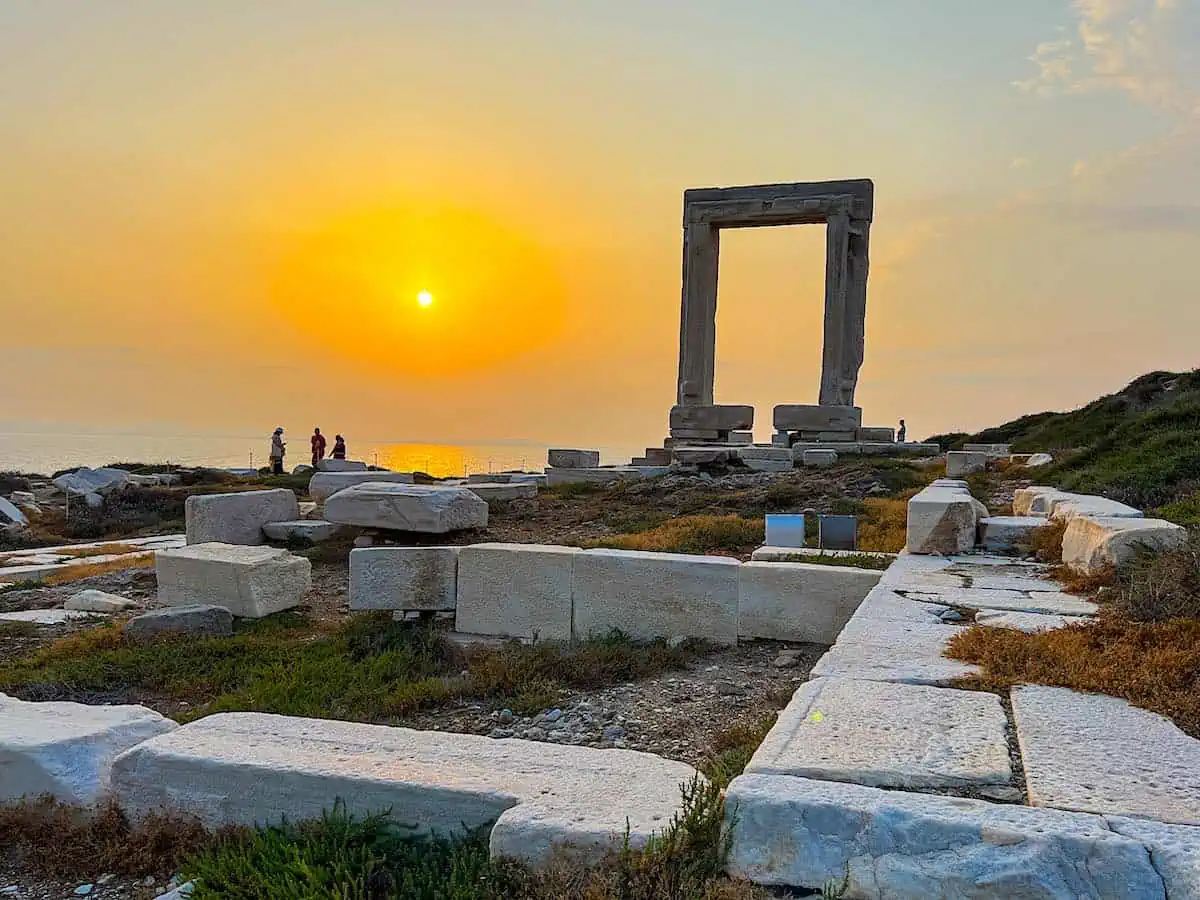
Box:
[1,781,766,900]
[588,515,764,557]
[929,370,1200,508]
[948,531,1200,739]
[0,614,704,721]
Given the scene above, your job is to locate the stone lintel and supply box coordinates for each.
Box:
[669,404,754,432]
[685,195,862,228]
[684,179,874,223]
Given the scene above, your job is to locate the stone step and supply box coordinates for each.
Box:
[746,677,1012,791]
[1013,685,1200,826]
[110,712,697,867]
[724,774,1164,897]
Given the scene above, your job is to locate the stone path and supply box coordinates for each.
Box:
[727,550,1200,898]
[0,536,185,582]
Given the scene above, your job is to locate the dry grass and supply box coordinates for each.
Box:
[42,554,155,586]
[856,496,910,552]
[947,618,1200,738]
[1046,562,1117,596]
[1022,519,1067,563]
[586,515,764,557]
[0,796,221,880]
[1112,533,1200,622]
[53,542,139,559]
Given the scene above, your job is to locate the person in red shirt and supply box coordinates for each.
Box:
[311,427,327,468]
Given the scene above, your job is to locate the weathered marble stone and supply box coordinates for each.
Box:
[52,467,131,497]
[856,426,895,442]
[156,543,311,618]
[773,404,862,432]
[65,590,137,613]
[455,543,576,642]
[0,497,27,528]
[348,547,459,612]
[1048,494,1143,522]
[544,466,669,486]
[1012,485,1069,517]
[465,482,538,502]
[724,774,1162,897]
[572,549,738,645]
[261,520,345,543]
[1025,452,1054,467]
[945,450,988,477]
[811,619,977,685]
[1106,817,1200,900]
[308,471,415,503]
[324,483,487,533]
[185,489,299,546]
[801,449,838,468]
[671,446,733,465]
[111,712,698,867]
[546,449,600,469]
[316,459,368,472]
[0,609,98,625]
[125,604,234,638]
[975,610,1074,632]
[905,485,979,555]
[668,405,753,432]
[747,677,1012,789]
[1013,685,1200,825]
[0,695,176,804]
[1062,515,1186,573]
[979,515,1045,553]
[904,587,1097,616]
[738,562,880,644]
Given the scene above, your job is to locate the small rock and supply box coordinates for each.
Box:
[74,886,94,897]
[97,874,116,885]
[548,729,568,742]
[2,887,19,896]
[498,708,514,725]
[524,726,546,740]
[125,604,233,639]
[543,708,563,723]
[939,609,965,623]
[716,682,743,696]
[773,654,799,669]
[603,725,626,740]
[353,535,374,548]
[667,635,687,649]
[488,728,513,739]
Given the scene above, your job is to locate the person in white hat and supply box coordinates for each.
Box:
[269,427,286,475]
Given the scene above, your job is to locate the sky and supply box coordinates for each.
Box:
[2,0,1199,448]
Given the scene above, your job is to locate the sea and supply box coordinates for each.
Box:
[0,425,642,480]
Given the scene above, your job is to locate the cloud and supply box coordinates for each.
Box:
[1014,0,1195,116]
[1052,201,1200,232]
[1010,157,1033,169]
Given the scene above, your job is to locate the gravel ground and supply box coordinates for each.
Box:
[0,869,178,900]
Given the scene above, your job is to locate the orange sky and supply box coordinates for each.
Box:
[2,2,1199,448]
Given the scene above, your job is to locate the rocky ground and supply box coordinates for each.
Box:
[0,869,181,900]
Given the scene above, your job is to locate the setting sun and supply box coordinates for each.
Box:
[417,290,433,308]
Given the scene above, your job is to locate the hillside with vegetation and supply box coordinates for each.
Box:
[929,370,1200,510]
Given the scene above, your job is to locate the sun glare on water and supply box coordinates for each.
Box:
[417,290,433,308]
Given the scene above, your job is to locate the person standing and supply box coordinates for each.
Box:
[270,427,286,475]
[897,419,907,443]
[311,427,327,468]
[331,434,347,460]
